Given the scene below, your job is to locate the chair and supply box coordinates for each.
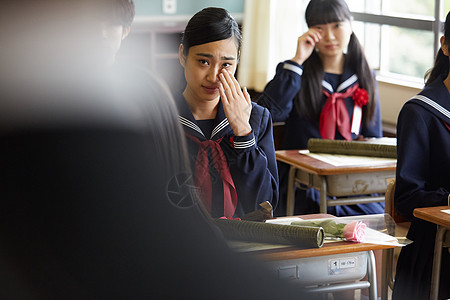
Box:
[381,178,411,300]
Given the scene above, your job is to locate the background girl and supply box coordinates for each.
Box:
[177,7,279,218]
[258,0,383,217]
[392,11,450,300]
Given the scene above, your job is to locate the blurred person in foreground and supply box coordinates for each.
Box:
[0,1,308,298]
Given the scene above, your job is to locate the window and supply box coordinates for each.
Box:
[347,0,447,85]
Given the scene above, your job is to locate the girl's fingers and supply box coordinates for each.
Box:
[219,71,241,100]
[219,73,233,104]
[303,28,321,43]
[218,80,230,105]
[220,71,236,95]
[307,33,321,44]
[304,35,315,46]
[310,29,322,42]
[227,70,242,92]
[243,87,252,105]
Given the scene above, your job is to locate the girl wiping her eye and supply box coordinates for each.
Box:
[176,7,279,219]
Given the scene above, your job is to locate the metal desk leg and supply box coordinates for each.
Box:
[286,166,297,216]
[430,225,447,300]
[381,248,394,300]
[319,176,327,214]
[367,250,378,300]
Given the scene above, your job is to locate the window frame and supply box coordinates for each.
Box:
[350,0,445,86]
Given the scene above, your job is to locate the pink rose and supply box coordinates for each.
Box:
[343,221,366,242]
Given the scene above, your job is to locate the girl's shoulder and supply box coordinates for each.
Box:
[250,102,270,117]
[249,102,272,130]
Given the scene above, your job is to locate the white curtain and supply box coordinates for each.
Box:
[237,0,308,92]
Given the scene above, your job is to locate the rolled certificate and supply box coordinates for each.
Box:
[307,138,397,158]
[214,219,324,248]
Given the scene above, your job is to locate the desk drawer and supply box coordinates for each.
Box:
[267,251,367,285]
[295,170,394,196]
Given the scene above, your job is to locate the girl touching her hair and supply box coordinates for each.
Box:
[259,0,383,217]
[177,7,279,219]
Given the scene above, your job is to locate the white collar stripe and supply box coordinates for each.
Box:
[412,95,450,119]
[283,63,303,76]
[322,80,334,93]
[337,74,358,92]
[211,118,229,139]
[179,116,205,136]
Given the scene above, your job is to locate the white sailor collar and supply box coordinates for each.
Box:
[408,75,450,123]
[176,95,233,141]
[322,70,358,94]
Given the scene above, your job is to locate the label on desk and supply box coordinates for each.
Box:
[442,209,450,215]
[329,257,357,275]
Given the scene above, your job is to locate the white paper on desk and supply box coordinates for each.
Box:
[299,150,396,167]
[442,209,450,215]
[363,227,403,247]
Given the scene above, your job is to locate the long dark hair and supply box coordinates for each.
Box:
[181,7,242,57]
[425,11,450,86]
[294,0,376,125]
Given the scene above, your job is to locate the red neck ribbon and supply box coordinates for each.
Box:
[320,84,359,140]
[186,134,237,218]
[444,121,450,131]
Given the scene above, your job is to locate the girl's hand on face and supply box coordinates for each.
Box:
[291,28,322,65]
[218,69,252,136]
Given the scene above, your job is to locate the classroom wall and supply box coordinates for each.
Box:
[378,81,421,126]
[134,0,244,16]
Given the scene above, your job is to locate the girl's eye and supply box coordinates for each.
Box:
[222,63,232,68]
[335,23,342,28]
[199,59,209,65]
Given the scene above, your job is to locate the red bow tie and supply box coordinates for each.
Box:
[186,134,237,218]
[319,84,359,140]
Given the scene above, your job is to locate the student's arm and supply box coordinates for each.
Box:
[257,61,303,123]
[394,103,449,221]
[227,104,279,215]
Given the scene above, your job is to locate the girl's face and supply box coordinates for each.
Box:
[179,37,238,103]
[311,20,352,58]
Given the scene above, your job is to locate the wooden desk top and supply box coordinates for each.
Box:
[276,149,397,176]
[413,206,450,228]
[251,241,394,262]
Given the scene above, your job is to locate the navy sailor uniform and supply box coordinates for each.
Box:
[175,94,279,218]
[392,75,450,300]
[258,60,383,216]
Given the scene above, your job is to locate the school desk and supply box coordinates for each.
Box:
[413,206,450,300]
[275,150,397,215]
[230,214,397,300]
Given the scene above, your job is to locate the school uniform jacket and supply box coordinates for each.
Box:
[175,94,279,218]
[392,75,450,300]
[258,60,382,150]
